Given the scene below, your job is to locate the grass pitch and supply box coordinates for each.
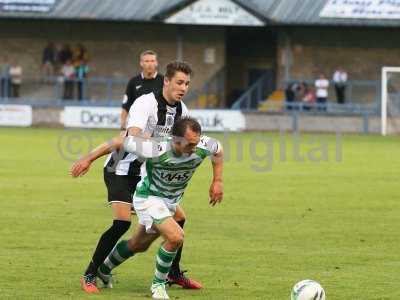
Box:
[0,127,399,299]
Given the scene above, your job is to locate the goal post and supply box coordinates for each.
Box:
[381,66,400,136]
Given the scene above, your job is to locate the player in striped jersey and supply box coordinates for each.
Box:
[97,117,223,300]
[71,61,202,292]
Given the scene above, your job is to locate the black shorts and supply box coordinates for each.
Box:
[103,168,141,204]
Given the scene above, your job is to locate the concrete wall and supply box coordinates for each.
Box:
[245,112,381,134]
[28,106,386,134]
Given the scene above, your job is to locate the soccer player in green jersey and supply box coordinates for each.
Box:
[97,117,223,300]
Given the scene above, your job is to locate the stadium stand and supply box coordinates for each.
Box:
[1,0,400,133]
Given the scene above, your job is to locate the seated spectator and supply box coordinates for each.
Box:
[285,81,297,110]
[302,87,316,110]
[9,60,22,98]
[296,82,308,103]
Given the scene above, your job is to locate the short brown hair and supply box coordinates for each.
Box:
[165,61,193,79]
[172,117,201,137]
[140,50,157,59]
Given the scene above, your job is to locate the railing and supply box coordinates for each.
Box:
[285,79,380,106]
[283,101,378,114]
[0,75,128,107]
[230,76,384,115]
[0,69,227,108]
[231,72,273,110]
[281,79,382,116]
[2,74,395,116]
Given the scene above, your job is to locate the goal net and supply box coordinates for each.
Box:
[381,67,400,135]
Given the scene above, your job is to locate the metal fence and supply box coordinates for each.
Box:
[0,70,227,109]
[2,73,397,117]
[0,75,128,106]
[231,77,384,115]
[231,72,274,110]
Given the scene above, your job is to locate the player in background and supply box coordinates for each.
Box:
[71,61,202,293]
[97,117,224,300]
[120,50,163,131]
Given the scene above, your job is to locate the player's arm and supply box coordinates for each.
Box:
[69,135,124,177]
[123,136,162,159]
[209,149,223,206]
[120,108,129,131]
[209,140,224,206]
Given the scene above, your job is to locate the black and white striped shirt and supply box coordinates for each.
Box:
[104,91,189,176]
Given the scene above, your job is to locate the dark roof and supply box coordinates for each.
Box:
[0,0,181,21]
[1,0,400,27]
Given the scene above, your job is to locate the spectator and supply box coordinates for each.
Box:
[315,73,329,111]
[333,67,348,104]
[75,59,89,101]
[61,59,75,100]
[296,82,307,102]
[73,43,89,63]
[302,86,316,110]
[9,59,22,98]
[285,81,297,110]
[58,44,73,65]
[42,42,57,81]
[53,43,63,70]
[0,56,11,98]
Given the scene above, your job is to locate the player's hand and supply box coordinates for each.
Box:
[209,180,223,206]
[70,158,91,177]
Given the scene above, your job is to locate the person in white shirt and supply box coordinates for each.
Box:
[315,74,329,111]
[9,60,22,98]
[333,68,348,104]
[61,59,75,99]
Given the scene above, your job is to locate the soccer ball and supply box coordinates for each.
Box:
[290,279,325,300]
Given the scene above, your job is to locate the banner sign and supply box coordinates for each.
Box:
[63,107,120,129]
[190,109,245,132]
[63,107,245,132]
[0,0,58,13]
[166,0,264,26]
[320,0,400,19]
[0,104,32,126]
